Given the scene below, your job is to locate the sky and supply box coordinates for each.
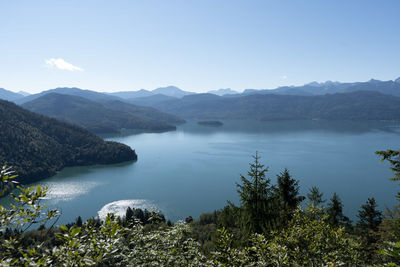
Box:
[0,0,399,94]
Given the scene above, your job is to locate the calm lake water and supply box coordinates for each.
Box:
[3,120,400,225]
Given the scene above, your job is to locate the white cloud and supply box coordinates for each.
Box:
[280,75,288,80]
[45,58,83,71]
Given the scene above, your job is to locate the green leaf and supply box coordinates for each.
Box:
[71,227,81,237]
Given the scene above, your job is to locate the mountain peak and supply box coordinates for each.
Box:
[306,81,321,87]
[368,78,381,84]
[152,86,194,98]
[18,91,31,96]
[207,88,239,96]
[395,77,400,84]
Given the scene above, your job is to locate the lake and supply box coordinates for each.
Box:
[3,120,400,225]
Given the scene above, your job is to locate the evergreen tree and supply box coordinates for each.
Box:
[377,149,400,261]
[75,216,83,227]
[236,152,275,233]
[307,186,326,207]
[376,149,400,181]
[356,197,383,263]
[275,168,305,222]
[327,193,351,228]
[357,197,382,232]
[125,207,134,222]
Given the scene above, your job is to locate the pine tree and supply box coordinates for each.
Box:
[307,186,326,207]
[356,197,383,263]
[236,152,275,233]
[125,207,134,222]
[75,216,83,227]
[327,193,351,228]
[357,197,382,232]
[275,168,305,222]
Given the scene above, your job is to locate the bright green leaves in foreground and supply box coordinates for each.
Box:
[1,149,399,265]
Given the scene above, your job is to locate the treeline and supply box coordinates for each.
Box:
[1,150,400,265]
[0,99,137,184]
[189,153,384,263]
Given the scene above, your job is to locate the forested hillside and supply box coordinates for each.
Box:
[153,91,400,120]
[0,99,137,184]
[22,93,183,133]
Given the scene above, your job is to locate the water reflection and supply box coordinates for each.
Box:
[98,199,156,219]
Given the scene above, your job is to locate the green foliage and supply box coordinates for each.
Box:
[327,192,351,228]
[2,151,400,265]
[377,148,400,263]
[376,149,400,182]
[236,152,276,234]
[307,186,326,207]
[0,164,58,265]
[357,197,382,232]
[275,168,305,223]
[207,208,364,266]
[356,197,383,264]
[264,207,363,265]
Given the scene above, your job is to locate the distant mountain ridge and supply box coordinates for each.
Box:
[16,87,122,104]
[108,86,194,99]
[242,77,400,97]
[0,88,25,101]
[151,91,400,121]
[0,99,137,184]
[22,93,183,134]
[207,88,239,96]
[2,76,399,105]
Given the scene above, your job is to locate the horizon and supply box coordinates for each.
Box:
[3,75,400,95]
[1,1,399,94]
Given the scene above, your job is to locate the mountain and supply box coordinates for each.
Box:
[241,78,400,97]
[107,86,194,100]
[101,98,184,125]
[16,87,121,104]
[108,89,154,99]
[22,93,181,134]
[152,91,400,121]
[152,86,194,98]
[0,88,25,101]
[207,88,239,96]
[395,77,400,84]
[341,80,400,96]
[0,99,136,184]
[128,94,178,107]
[17,91,31,96]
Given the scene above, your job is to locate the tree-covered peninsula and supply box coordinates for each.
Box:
[0,99,137,184]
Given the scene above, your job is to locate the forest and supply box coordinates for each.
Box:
[0,99,137,185]
[0,149,400,266]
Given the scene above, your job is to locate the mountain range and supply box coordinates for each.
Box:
[0,76,400,130]
[151,91,400,121]
[108,86,195,99]
[242,78,400,97]
[0,88,25,102]
[2,77,400,104]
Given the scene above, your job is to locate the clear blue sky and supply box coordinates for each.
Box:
[1,0,399,93]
